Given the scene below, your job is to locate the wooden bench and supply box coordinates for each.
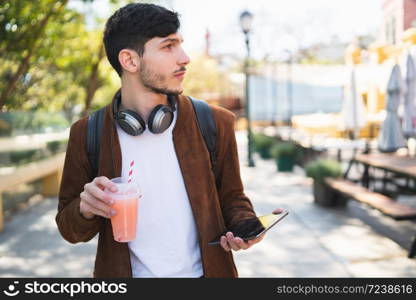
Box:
[0,153,65,232]
[324,177,416,258]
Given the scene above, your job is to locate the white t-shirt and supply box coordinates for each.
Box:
[116,109,203,278]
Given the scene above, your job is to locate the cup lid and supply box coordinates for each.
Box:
[106,177,141,197]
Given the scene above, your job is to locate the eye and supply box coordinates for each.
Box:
[164,44,173,50]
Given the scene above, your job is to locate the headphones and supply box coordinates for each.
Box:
[112,90,177,136]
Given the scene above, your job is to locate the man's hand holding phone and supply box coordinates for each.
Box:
[219,208,286,252]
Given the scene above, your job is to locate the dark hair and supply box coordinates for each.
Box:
[103,3,180,76]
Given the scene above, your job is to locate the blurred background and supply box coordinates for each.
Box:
[1,0,416,277]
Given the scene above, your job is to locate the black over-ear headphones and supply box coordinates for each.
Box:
[112,90,177,136]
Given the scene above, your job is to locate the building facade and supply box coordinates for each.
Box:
[383,0,416,44]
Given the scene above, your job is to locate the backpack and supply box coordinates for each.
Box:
[86,96,217,179]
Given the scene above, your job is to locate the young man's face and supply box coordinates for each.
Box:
[138,32,190,95]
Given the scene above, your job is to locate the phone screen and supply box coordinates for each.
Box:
[208,210,289,246]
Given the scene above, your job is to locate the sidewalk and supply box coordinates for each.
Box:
[234,131,416,277]
[0,131,415,277]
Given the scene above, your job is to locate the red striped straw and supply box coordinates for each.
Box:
[128,160,134,184]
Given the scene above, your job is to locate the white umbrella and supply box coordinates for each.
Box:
[378,64,406,152]
[341,67,366,139]
[403,53,416,137]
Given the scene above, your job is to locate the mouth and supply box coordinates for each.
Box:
[174,71,186,79]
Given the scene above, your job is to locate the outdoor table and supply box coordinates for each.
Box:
[353,153,416,191]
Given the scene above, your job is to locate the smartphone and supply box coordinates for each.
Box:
[208,210,289,246]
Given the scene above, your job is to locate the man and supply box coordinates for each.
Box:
[56,2,278,278]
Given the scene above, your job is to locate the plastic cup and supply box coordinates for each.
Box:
[105,177,141,242]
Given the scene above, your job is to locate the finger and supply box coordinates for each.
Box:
[93,176,117,192]
[273,208,284,214]
[228,240,241,251]
[226,232,241,251]
[81,200,112,219]
[220,236,230,252]
[247,235,264,246]
[82,194,114,218]
[85,184,114,205]
[234,237,249,250]
[247,236,262,246]
[81,192,114,218]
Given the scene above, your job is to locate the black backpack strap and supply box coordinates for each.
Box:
[189,96,218,175]
[87,107,106,179]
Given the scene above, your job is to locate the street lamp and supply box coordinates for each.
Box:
[240,10,255,167]
[285,49,293,140]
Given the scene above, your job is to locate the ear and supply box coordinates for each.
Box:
[118,49,140,74]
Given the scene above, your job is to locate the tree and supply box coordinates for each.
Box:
[183,54,235,101]
[0,0,175,116]
[0,0,114,120]
[0,0,71,110]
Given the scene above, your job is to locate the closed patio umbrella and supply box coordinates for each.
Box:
[403,53,416,137]
[341,67,366,139]
[378,64,406,152]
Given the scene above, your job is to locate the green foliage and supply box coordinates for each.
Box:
[271,142,297,158]
[253,134,276,159]
[0,138,68,167]
[46,140,60,154]
[1,0,70,109]
[0,0,116,116]
[0,0,229,118]
[0,111,69,136]
[0,1,67,57]
[305,159,342,183]
[0,118,12,136]
[46,139,68,154]
[9,149,38,164]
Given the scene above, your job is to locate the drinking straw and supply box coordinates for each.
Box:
[128,160,134,184]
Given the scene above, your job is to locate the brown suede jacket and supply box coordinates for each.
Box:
[56,94,257,278]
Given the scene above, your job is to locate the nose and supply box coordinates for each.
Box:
[178,47,190,66]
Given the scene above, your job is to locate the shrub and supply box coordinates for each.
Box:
[47,141,61,154]
[47,139,69,154]
[253,134,276,159]
[305,159,342,183]
[271,142,298,159]
[0,111,70,136]
[271,141,299,172]
[9,149,38,165]
[0,119,12,136]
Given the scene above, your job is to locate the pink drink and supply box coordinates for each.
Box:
[105,178,141,242]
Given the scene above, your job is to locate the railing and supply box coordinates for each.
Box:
[0,153,65,231]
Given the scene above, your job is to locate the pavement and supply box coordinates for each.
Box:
[1,131,416,278]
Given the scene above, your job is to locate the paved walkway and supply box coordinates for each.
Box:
[1,131,416,277]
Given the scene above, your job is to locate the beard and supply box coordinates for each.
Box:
[139,60,183,96]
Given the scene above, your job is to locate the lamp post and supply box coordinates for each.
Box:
[271,61,278,127]
[240,10,255,167]
[285,49,293,140]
